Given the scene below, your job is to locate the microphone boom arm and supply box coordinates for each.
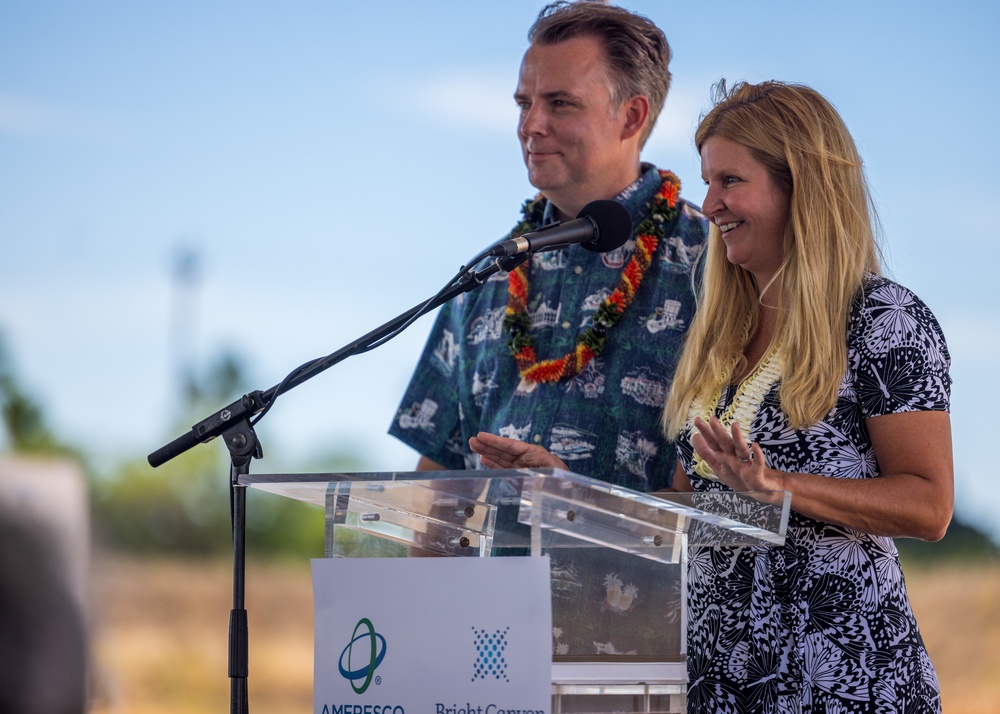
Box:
[147,253,526,467]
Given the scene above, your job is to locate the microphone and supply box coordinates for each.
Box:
[490,199,633,257]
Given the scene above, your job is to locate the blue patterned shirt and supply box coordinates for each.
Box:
[389,164,708,492]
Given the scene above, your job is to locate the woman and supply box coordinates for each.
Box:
[471,80,952,713]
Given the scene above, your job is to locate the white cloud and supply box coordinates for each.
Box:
[405,70,518,135]
[394,71,719,160]
[645,80,712,157]
[0,93,71,137]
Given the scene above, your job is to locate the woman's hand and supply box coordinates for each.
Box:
[692,412,954,541]
[691,416,783,492]
[469,432,569,471]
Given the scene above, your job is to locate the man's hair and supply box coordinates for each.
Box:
[529,1,671,146]
[663,80,883,436]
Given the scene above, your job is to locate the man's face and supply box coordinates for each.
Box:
[515,36,638,218]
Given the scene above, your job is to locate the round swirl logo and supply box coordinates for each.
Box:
[338,617,387,694]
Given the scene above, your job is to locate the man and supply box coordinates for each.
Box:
[390,1,707,492]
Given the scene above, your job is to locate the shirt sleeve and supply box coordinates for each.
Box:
[387,297,469,469]
[850,278,952,419]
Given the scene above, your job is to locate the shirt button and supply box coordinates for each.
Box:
[561,321,571,330]
[533,434,542,444]
[574,266,583,275]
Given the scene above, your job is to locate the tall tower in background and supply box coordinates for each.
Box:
[168,243,201,424]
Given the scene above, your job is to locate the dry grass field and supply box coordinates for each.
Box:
[87,554,1000,713]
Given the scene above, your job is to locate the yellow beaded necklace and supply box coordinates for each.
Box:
[689,344,783,481]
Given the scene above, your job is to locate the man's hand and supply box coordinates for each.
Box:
[469,431,569,471]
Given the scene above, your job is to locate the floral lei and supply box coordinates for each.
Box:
[503,169,682,383]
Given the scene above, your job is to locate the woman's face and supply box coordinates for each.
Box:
[700,135,790,290]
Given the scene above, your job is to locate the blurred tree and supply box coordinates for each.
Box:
[92,446,232,556]
[92,348,362,558]
[898,517,1000,566]
[180,350,244,421]
[0,332,77,456]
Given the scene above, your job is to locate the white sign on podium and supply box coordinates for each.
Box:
[313,556,552,714]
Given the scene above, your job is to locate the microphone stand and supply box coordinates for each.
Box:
[147,252,527,714]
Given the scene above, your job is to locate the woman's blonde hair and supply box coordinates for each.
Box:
[663,80,882,437]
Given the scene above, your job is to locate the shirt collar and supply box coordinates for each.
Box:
[541,163,661,232]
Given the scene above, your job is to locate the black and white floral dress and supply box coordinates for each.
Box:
[676,275,951,714]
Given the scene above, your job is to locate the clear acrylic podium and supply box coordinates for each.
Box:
[241,468,789,714]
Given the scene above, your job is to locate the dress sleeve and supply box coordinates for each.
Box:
[849,277,952,419]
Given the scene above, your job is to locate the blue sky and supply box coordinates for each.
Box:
[1,1,998,539]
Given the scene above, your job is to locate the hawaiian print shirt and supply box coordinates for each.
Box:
[389,164,709,492]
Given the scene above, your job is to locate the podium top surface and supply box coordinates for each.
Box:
[240,467,789,548]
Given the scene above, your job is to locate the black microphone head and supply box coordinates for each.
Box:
[577,200,633,253]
